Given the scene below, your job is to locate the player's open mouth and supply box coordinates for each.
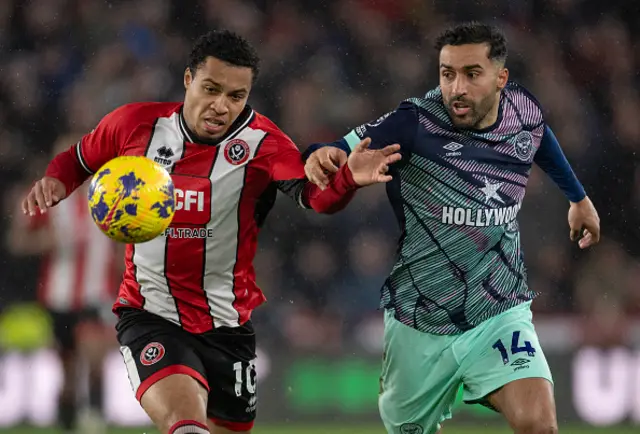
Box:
[203,119,225,134]
[452,102,471,116]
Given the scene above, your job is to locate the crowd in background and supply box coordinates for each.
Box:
[0,0,637,352]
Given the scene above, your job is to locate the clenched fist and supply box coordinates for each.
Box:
[568,196,600,249]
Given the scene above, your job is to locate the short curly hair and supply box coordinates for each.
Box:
[434,22,508,63]
[188,30,260,83]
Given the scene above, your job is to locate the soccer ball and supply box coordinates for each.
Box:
[87,156,175,243]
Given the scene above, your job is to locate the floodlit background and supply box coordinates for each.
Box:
[0,0,638,433]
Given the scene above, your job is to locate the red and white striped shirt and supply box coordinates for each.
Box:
[26,187,119,312]
[46,102,357,333]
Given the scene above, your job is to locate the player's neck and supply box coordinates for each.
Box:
[179,105,252,146]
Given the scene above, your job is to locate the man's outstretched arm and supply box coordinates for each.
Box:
[271,137,401,214]
[303,101,418,188]
[274,164,359,215]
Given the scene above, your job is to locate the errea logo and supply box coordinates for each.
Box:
[443,142,463,157]
[154,146,174,166]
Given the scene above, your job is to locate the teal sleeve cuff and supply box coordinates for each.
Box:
[344,130,361,151]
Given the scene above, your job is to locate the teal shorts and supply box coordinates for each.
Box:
[378,301,553,434]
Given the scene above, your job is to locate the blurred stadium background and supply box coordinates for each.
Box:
[0,0,638,433]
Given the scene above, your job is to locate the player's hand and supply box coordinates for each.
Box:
[22,177,66,216]
[305,146,348,190]
[347,137,401,187]
[568,196,600,249]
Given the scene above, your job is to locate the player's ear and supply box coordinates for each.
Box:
[497,67,509,90]
[184,67,193,90]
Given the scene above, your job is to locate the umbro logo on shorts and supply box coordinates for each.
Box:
[511,358,531,372]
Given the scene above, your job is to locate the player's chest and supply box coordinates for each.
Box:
[416,130,540,167]
[120,122,270,224]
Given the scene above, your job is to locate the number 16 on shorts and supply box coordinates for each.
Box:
[492,330,536,365]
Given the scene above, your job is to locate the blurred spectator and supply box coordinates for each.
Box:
[6,134,122,433]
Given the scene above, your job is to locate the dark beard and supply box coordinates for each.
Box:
[445,103,477,129]
[446,98,494,130]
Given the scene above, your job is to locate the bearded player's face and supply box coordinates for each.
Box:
[439,43,508,130]
[183,56,253,140]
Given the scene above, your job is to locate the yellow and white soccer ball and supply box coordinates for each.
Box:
[87,156,175,243]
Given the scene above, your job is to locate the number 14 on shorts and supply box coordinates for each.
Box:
[492,330,536,365]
